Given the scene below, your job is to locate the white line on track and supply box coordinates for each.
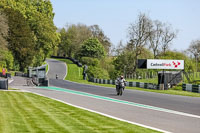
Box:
[63,62,67,80]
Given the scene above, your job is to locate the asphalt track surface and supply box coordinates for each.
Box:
[10,59,200,133]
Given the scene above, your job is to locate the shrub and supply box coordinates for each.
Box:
[87,66,109,79]
[80,57,99,67]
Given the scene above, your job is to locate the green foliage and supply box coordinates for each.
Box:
[113,48,153,75]
[90,25,111,54]
[80,57,100,67]
[0,50,13,70]
[79,38,105,59]
[57,24,111,58]
[99,57,116,79]
[57,24,92,58]
[1,0,59,67]
[113,51,135,74]
[160,51,195,72]
[4,8,36,71]
[32,49,45,67]
[57,28,69,57]
[87,66,109,79]
[0,10,8,50]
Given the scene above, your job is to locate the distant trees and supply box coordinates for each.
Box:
[90,25,111,54]
[57,24,92,57]
[159,51,195,72]
[113,13,178,76]
[187,40,200,59]
[126,13,152,73]
[57,24,111,58]
[187,39,200,72]
[149,21,177,58]
[149,20,163,58]
[160,24,177,54]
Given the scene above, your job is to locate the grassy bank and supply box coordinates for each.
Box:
[57,58,200,97]
[0,91,159,133]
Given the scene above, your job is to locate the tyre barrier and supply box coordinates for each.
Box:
[182,83,200,93]
[91,78,158,90]
[0,79,8,90]
[32,76,49,87]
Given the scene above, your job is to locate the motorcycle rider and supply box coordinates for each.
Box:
[116,75,126,95]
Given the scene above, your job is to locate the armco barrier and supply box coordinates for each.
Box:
[51,56,82,67]
[182,83,200,93]
[91,78,158,90]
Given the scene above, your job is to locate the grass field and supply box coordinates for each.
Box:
[0,91,159,133]
[55,58,200,97]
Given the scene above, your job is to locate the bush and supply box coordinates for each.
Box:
[0,50,14,70]
[87,66,109,79]
[79,38,105,59]
[81,57,100,67]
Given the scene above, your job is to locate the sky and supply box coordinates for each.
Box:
[51,0,200,51]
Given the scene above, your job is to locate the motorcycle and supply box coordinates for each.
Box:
[116,81,125,96]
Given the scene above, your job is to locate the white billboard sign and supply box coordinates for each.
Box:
[147,59,184,69]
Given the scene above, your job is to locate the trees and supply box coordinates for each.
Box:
[0,11,8,50]
[113,47,153,76]
[187,40,200,59]
[127,13,152,73]
[0,50,13,70]
[161,24,177,54]
[57,24,92,58]
[4,8,36,71]
[90,25,111,54]
[79,38,105,59]
[0,0,59,67]
[113,13,177,76]
[187,40,200,72]
[0,11,14,69]
[149,21,177,58]
[57,28,69,57]
[149,20,163,58]
[160,50,194,72]
[57,24,112,58]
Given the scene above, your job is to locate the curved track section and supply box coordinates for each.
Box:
[46,58,67,80]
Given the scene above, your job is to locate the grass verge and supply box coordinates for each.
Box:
[55,58,200,97]
[0,91,159,133]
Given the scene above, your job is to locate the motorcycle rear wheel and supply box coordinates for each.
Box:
[119,88,123,96]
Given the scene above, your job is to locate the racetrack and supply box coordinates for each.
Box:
[10,59,200,133]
